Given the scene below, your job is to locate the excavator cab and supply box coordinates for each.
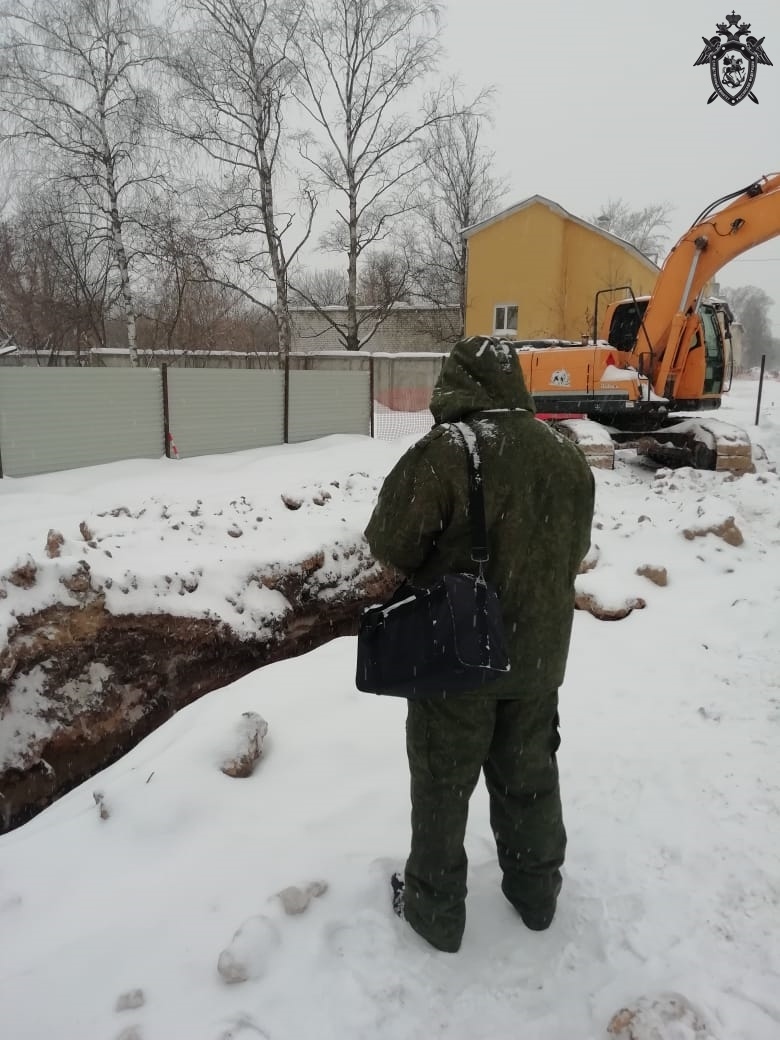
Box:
[602,293,730,397]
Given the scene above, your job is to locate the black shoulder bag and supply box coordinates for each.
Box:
[356,422,510,700]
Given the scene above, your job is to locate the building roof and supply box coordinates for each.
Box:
[461,194,660,273]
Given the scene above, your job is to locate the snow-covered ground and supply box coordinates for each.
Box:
[1,378,779,1040]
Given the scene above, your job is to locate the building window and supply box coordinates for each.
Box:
[494,304,518,337]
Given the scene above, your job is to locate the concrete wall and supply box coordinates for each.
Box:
[0,349,281,370]
[290,305,459,353]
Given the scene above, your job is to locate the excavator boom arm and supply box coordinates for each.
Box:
[629,173,780,387]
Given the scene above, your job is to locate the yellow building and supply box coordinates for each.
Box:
[463,195,660,342]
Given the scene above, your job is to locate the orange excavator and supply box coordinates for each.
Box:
[514,173,780,472]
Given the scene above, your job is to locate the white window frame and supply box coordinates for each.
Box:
[493,303,518,337]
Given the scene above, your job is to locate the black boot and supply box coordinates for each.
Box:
[518,902,557,931]
[390,872,405,919]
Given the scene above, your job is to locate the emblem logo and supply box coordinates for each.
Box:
[694,11,772,105]
[550,369,571,387]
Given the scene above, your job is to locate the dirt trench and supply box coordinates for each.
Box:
[0,556,396,835]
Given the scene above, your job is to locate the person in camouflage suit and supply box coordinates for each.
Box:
[364,336,595,953]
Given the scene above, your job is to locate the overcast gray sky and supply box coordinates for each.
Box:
[443,0,780,333]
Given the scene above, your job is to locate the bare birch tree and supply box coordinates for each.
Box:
[591,199,674,263]
[0,187,116,357]
[0,0,161,365]
[293,0,465,350]
[165,0,315,357]
[290,267,348,307]
[413,105,507,335]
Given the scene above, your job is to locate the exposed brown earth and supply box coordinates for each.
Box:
[0,555,396,834]
[575,591,647,621]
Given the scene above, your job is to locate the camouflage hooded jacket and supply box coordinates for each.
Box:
[364,337,595,698]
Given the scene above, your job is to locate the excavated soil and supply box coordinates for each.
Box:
[0,541,647,833]
[0,559,396,834]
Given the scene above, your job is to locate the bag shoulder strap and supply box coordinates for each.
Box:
[450,421,489,566]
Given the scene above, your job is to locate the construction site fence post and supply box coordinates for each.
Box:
[283,351,290,444]
[369,354,375,438]
[755,354,766,426]
[161,364,171,458]
[0,368,4,476]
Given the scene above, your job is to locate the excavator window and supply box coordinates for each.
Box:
[608,299,649,351]
[699,307,725,394]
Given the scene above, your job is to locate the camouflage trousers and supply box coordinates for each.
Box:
[403,693,565,953]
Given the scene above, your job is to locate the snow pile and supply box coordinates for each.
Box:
[0,437,406,646]
[599,363,639,382]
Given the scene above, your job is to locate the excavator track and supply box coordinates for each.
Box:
[550,419,616,469]
[549,417,753,475]
[635,418,754,474]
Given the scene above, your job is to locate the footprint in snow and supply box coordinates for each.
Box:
[275,879,328,915]
[217,915,281,983]
[115,1028,143,1040]
[215,1014,270,1038]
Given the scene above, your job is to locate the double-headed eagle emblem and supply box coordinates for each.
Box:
[694,11,772,105]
